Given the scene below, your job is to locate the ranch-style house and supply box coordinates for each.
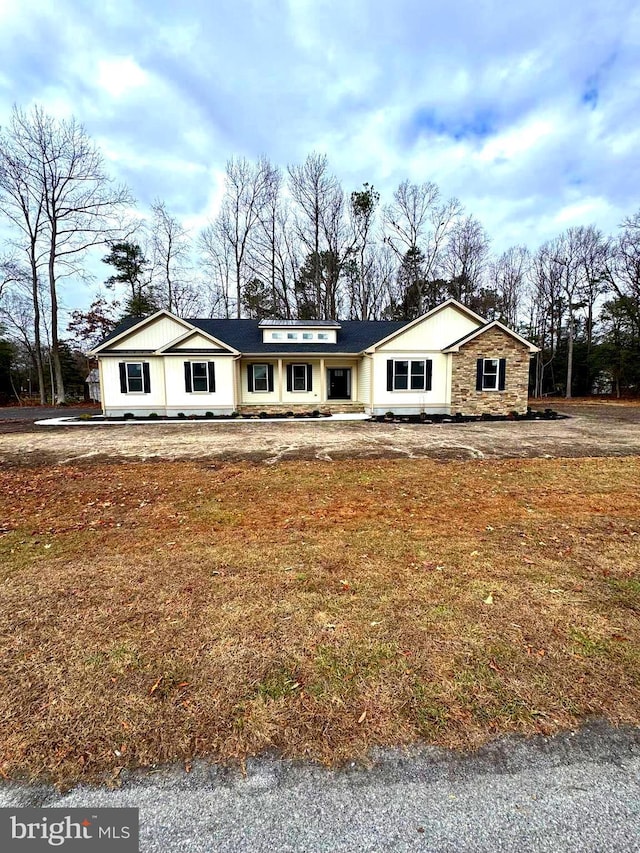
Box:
[91,298,538,418]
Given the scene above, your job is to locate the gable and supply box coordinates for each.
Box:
[107,315,193,351]
[375,304,481,352]
[167,331,234,352]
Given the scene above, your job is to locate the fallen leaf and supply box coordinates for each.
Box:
[483,593,494,604]
[358,710,367,723]
[149,676,163,695]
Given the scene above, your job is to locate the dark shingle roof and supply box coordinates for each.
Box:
[189,319,407,353]
[96,315,408,353]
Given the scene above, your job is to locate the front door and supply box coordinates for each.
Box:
[327,368,351,400]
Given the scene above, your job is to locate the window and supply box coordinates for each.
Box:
[184,361,215,393]
[119,362,150,394]
[482,359,498,390]
[390,359,432,391]
[287,332,298,340]
[318,333,329,340]
[192,362,209,392]
[476,358,506,391]
[292,363,307,391]
[126,362,143,392]
[253,364,269,392]
[272,332,283,340]
[302,332,313,340]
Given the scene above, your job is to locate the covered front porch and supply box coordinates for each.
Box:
[237,357,364,411]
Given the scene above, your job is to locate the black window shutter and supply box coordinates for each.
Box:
[306,364,313,391]
[387,360,394,391]
[286,364,293,392]
[267,364,274,392]
[498,358,506,391]
[425,359,433,391]
[208,362,216,392]
[247,364,254,392]
[476,359,484,391]
[142,362,151,393]
[119,363,127,393]
[184,362,192,392]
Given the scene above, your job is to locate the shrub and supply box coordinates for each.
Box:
[177,412,186,419]
[123,412,134,420]
[205,411,214,418]
[311,409,320,418]
[385,411,395,419]
[230,411,239,418]
[285,411,294,418]
[259,411,268,418]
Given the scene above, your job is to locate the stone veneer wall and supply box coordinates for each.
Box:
[450,327,532,415]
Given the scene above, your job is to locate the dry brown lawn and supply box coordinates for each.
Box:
[1,456,639,786]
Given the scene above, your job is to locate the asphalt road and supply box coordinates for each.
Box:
[2,722,638,852]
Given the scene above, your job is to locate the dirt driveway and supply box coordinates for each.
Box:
[0,401,639,466]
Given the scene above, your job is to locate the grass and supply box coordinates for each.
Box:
[0,455,638,786]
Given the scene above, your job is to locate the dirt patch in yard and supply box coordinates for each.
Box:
[0,455,638,785]
[1,401,640,467]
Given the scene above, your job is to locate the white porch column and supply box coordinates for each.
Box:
[320,358,326,402]
[277,358,283,402]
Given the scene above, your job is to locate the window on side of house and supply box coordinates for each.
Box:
[388,359,432,392]
[318,333,329,340]
[292,363,307,391]
[253,363,269,392]
[476,357,506,391]
[482,358,498,390]
[272,332,283,340]
[287,332,298,340]
[302,332,313,340]
[126,362,143,392]
[191,362,209,392]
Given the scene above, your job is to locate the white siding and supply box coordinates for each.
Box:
[358,356,371,405]
[101,356,166,411]
[109,315,191,351]
[164,356,236,411]
[372,352,451,413]
[376,305,480,353]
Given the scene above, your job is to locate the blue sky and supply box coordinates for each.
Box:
[1,0,639,313]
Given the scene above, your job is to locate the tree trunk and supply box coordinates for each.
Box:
[48,236,66,404]
[565,312,574,399]
[29,250,47,404]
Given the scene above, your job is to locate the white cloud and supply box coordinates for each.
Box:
[95,57,149,98]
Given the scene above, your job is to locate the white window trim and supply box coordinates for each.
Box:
[482,358,500,391]
[291,363,308,392]
[189,361,211,393]
[126,361,145,394]
[251,363,270,393]
[392,359,429,392]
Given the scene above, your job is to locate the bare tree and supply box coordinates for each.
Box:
[487,245,530,326]
[0,105,133,403]
[606,210,640,328]
[383,180,462,312]
[287,152,349,318]
[213,156,272,318]
[442,214,491,306]
[0,118,48,402]
[149,199,199,315]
